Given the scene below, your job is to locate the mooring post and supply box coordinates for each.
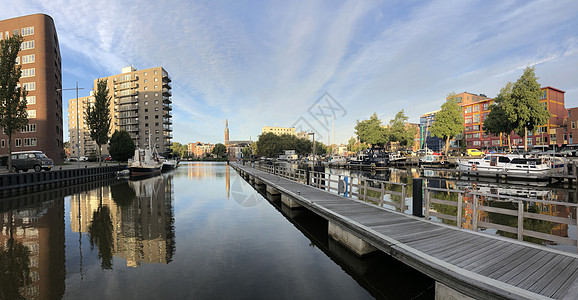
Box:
[305,168,310,185]
[412,178,424,217]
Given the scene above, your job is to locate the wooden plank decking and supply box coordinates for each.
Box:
[232,163,578,299]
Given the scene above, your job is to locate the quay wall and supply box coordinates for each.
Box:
[0,165,126,196]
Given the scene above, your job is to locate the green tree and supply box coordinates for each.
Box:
[170,142,188,158]
[255,132,282,157]
[86,79,111,166]
[355,113,388,147]
[483,83,516,152]
[212,143,227,158]
[388,110,417,149]
[108,130,135,161]
[430,92,464,155]
[0,34,28,173]
[506,67,550,152]
[241,147,252,159]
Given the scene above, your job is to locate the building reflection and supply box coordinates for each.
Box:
[0,198,65,300]
[69,174,175,268]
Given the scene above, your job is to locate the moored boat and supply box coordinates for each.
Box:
[162,159,178,171]
[128,148,163,177]
[456,153,565,179]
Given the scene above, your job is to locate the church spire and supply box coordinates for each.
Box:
[224,118,230,145]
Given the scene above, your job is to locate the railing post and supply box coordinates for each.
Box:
[457,193,463,228]
[363,179,368,202]
[401,185,406,213]
[412,178,423,217]
[518,200,524,241]
[306,168,310,185]
[379,182,385,207]
[473,194,478,231]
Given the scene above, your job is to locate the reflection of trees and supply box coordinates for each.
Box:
[89,190,114,270]
[111,182,137,207]
[430,191,459,226]
[485,200,555,244]
[0,238,31,300]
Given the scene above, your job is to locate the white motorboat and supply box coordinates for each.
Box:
[457,154,565,179]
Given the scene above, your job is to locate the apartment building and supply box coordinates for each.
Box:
[68,92,106,158]
[69,66,173,157]
[0,14,64,162]
[261,125,309,139]
[461,86,565,149]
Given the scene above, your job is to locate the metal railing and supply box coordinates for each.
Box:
[424,186,578,250]
[252,162,408,212]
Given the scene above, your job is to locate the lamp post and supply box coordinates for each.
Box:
[309,131,315,168]
[58,82,84,166]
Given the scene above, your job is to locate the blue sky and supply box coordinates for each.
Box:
[2,0,577,145]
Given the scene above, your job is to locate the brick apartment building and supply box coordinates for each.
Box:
[0,14,64,162]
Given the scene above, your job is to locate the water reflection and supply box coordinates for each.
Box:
[0,197,66,299]
[70,174,175,268]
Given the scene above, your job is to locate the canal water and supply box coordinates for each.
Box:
[0,162,434,300]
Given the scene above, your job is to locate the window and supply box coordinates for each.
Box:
[473,141,481,146]
[144,79,147,83]
[15,138,22,147]
[154,77,158,82]
[482,103,489,111]
[145,116,148,120]
[540,90,547,99]
[21,26,34,36]
[144,101,148,105]
[154,100,159,104]
[465,118,472,124]
[473,125,479,131]
[154,70,158,74]
[145,123,149,127]
[21,68,35,78]
[155,122,159,126]
[22,82,35,91]
[22,124,36,133]
[1,139,4,148]
[154,86,158,90]
[155,115,159,119]
[473,115,480,123]
[24,138,37,147]
[22,54,35,64]
[155,107,159,111]
[21,40,35,50]
[145,130,149,134]
[156,137,159,142]
[465,106,472,113]
[144,86,148,91]
[144,108,148,112]
[155,130,159,134]
[0,32,2,39]
[473,105,480,112]
[27,110,36,118]
[572,122,576,129]
[13,29,19,35]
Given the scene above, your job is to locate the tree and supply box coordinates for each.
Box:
[506,67,550,152]
[388,110,417,149]
[108,130,135,161]
[86,79,111,166]
[430,92,464,155]
[170,142,188,158]
[355,113,388,147]
[212,143,227,158]
[255,132,282,157]
[483,82,516,152]
[0,34,28,173]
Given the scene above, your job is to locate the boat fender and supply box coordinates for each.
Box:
[472,164,477,171]
[440,160,445,165]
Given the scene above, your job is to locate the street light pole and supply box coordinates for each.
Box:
[58,82,84,166]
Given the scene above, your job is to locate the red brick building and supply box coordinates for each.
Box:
[0,14,63,162]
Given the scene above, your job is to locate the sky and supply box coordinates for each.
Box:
[2,0,577,146]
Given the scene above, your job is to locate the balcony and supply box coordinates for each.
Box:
[124,125,139,132]
[163,96,172,104]
[117,90,138,98]
[119,96,138,105]
[162,73,171,83]
[118,104,138,111]
[118,118,139,126]
[163,118,173,125]
[162,81,172,89]
[118,112,138,119]
[162,88,172,97]
[163,104,172,111]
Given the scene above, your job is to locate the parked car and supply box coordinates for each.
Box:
[105,156,113,161]
[10,151,53,172]
[467,149,484,156]
[79,156,88,162]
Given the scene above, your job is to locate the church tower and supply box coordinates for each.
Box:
[225,119,230,145]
